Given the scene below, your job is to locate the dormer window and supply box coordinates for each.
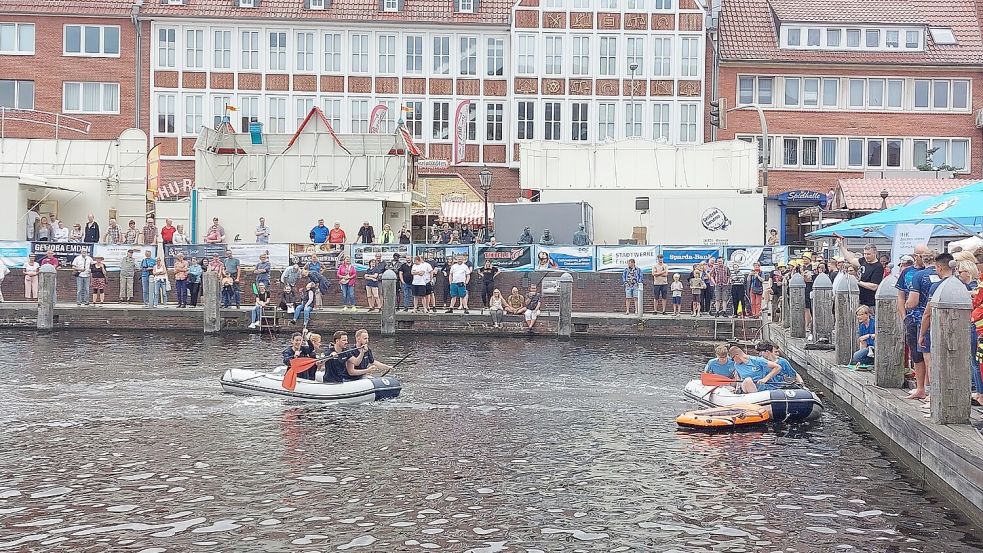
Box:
[238,0,256,8]
[165,0,185,5]
[781,24,924,52]
[929,27,957,45]
[308,0,325,9]
[458,0,475,12]
[383,0,399,11]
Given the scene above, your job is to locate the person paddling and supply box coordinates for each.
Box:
[729,345,782,393]
[353,329,393,375]
[323,331,374,383]
[703,344,735,377]
[282,332,316,380]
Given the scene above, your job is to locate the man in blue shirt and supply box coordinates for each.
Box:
[622,258,643,315]
[918,253,954,397]
[729,345,782,393]
[703,344,736,377]
[904,249,941,400]
[310,219,329,244]
[755,342,802,385]
[140,250,156,306]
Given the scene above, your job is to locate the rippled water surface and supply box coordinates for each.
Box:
[0,332,980,552]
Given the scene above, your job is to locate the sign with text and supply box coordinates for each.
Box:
[660,247,721,270]
[536,246,594,272]
[476,245,534,271]
[596,245,660,272]
[890,224,935,275]
[227,243,290,269]
[351,243,412,270]
[290,243,343,270]
[163,244,229,267]
[724,246,789,273]
[30,242,94,265]
[93,244,157,271]
[0,241,31,269]
[413,244,473,265]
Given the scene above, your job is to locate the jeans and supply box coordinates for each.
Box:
[972,326,982,393]
[176,279,188,305]
[250,305,264,325]
[232,281,241,307]
[76,276,90,304]
[152,280,167,307]
[294,303,313,326]
[482,281,494,307]
[401,282,413,308]
[731,283,746,316]
[222,287,235,307]
[341,284,356,306]
[852,347,873,365]
[141,273,151,305]
[490,308,504,325]
[188,282,201,306]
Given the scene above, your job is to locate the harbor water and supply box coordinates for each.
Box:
[0,332,980,552]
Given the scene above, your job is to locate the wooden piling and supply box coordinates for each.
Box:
[833,274,860,365]
[874,275,904,388]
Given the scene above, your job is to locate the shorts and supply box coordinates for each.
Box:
[366,286,380,297]
[412,284,428,297]
[917,329,932,354]
[625,286,639,299]
[904,316,925,362]
[450,282,468,297]
[653,284,669,299]
[672,296,681,305]
[713,284,728,303]
[426,283,434,295]
[524,309,539,321]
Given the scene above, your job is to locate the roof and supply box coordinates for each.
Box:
[418,165,520,204]
[718,0,983,65]
[833,177,973,210]
[0,0,135,16]
[142,0,513,25]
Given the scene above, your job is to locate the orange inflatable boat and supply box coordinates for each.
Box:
[676,404,771,430]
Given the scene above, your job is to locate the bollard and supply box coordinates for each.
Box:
[874,275,904,388]
[781,279,790,328]
[788,273,806,338]
[833,274,860,365]
[558,272,573,339]
[37,265,56,331]
[203,271,222,334]
[380,269,397,336]
[928,277,972,425]
[637,282,644,319]
[811,273,833,343]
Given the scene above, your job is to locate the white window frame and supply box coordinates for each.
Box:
[155,93,176,134]
[0,23,35,55]
[625,102,642,138]
[571,102,588,141]
[459,36,477,76]
[351,33,369,74]
[627,37,644,75]
[269,31,287,72]
[781,24,924,52]
[268,96,287,133]
[433,101,450,140]
[544,101,561,141]
[383,0,399,11]
[405,35,423,75]
[213,30,232,70]
[212,94,231,127]
[459,0,475,12]
[378,34,396,74]
[323,98,342,131]
[517,100,535,140]
[433,36,450,75]
[309,0,326,8]
[237,95,259,133]
[653,37,671,77]
[487,38,504,76]
[184,94,203,134]
[240,30,259,71]
[295,96,314,128]
[679,103,698,143]
[572,36,589,76]
[598,103,615,141]
[680,36,699,78]
[296,31,315,73]
[599,37,617,77]
[0,79,34,109]
[545,35,563,75]
[517,35,536,75]
[486,103,504,142]
[652,102,669,141]
[323,33,341,73]
[156,27,176,68]
[404,100,423,138]
[65,24,121,58]
[64,81,120,115]
[185,28,204,69]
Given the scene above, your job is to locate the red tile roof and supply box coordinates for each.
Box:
[418,166,520,204]
[834,177,972,210]
[143,0,513,25]
[719,0,983,65]
[0,0,136,16]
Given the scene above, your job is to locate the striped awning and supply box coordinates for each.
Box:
[440,201,494,225]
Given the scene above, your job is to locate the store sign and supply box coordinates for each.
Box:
[417,159,450,169]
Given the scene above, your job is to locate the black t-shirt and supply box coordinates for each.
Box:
[325,350,355,383]
[858,259,884,306]
[479,266,498,284]
[398,262,413,284]
[357,348,375,370]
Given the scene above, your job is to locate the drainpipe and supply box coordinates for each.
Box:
[131,0,144,130]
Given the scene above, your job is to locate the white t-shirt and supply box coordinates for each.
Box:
[449,263,471,284]
[412,262,433,285]
[53,226,70,241]
[25,211,39,239]
[72,255,92,277]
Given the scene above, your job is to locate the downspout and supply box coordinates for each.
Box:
[131,0,144,130]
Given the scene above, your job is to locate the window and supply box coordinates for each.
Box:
[212,95,231,127]
[625,103,642,137]
[323,98,341,131]
[867,138,882,167]
[376,99,396,134]
[383,0,399,11]
[598,103,615,141]
[405,35,423,74]
[297,32,315,72]
[846,29,860,48]
[627,37,643,74]
[848,79,864,108]
[929,27,957,45]
[64,82,119,114]
[886,30,899,48]
[459,37,477,76]
[847,138,863,167]
[905,30,920,49]
[309,0,325,8]
[822,78,838,107]
[802,138,818,166]
[545,101,561,140]
[784,77,800,106]
[459,0,475,11]
[571,103,588,141]
[264,97,285,133]
[953,80,969,110]
[868,79,884,108]
[0,79,34,109]
[886,138,902,167]
[517,101,535,140]
[66,24,119,57]
[932,139,948,167]
[933,80,949,109]
[821,137,837,167]
[654,0,672,7]
[241,31,259,70]
[803,78,819,107]
[517,35,536,75]
[914,79,930,108]
[783,138,798,166]
[600,0,618,7]
[155,93,175,133]
[324,33,341,72]
[238,95,259,133]
[680,37,698,77]
[738,76,754,105]
[806,28,820,47]
[865,29,880,48]
[758,77,773,105]
[433,36,450,75]
[184,94,203,134]
[465,103,476,140]
[486,103,503,141]
[546,36,563,75]
[887,79,903,109]
[295,96,314,127]
[653,37,671,77]
[679,103,697,143]
[652,102,669,140]
[185,29,203,69]
[351,99,369,133]
[573,0,591,8]
[433,101,449,140]
[404,101,423,137]
[951,139,969,170]
[914,139,969,171]
[351,34,368,73]
[787,28,800,46]
[487,38,504,76]
[826,29,841,47]
[213,30,231,69]
[375,35,395,74]
[626,0,643,8]
[572,37,589,76]
[0,23,34,54]
[156,28,175,67]
[544,0,565,6]
[599,37,617,76]
[269,32,287,70]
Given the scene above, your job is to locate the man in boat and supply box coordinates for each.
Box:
[353,329,393,375]
[324,331,375,383]
[754,342,803,386]
[728,345,783,393]
[703,344,735,376]
[282,332,316,380]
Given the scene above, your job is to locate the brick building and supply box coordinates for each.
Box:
[710,0,983,244]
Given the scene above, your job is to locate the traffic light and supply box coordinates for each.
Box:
[710,98,728,130]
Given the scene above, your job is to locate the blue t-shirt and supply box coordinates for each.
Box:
[927,277,951,303]
[910,267,940,317]
[896,266,916,295]
[733,356,772,381]
[704,357,735,376]
[859,317,876,347]
[311,225,329,243]
[366,265,386,287]
[140,257,155,275]
[775,357,798,383]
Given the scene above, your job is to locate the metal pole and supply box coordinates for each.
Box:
[727,104,769,242]
[483,189,489,236]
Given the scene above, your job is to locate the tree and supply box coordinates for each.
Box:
[916,147,962,172]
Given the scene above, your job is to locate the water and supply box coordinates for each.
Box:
[0,332,980,552]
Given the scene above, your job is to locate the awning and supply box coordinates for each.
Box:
[440,201,494,225]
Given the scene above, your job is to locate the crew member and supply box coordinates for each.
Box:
[323,331,374,383]
[703,344,735,377]
[353,329,393,374]
[282,332,315,380]
[754,342,802,385]
[729,345,782,393]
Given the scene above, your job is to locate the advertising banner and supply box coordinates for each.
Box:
[351,243,412,270]
[475,245,534,271]
[596,245,660,272]
[31,242,94,265]
[290,243,344,270]
[660,247,721,270]
[536,246,594,272]
[227,243,290,268]
[163,244,228,267]
[0,241,31,269]
[724,246,789,273]
[93,244,157,271]
[413,244,473,265]
[890,224,935,274]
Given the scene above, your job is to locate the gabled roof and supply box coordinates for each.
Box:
[0,0,136,16]
[718,0,983,65]
[833,177,972,210]
[142,0,512,26]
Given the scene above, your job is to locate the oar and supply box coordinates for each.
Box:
[282,357,318,391]
[700,372,740,386]
[380,352,412,377]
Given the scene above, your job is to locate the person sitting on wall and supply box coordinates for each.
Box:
[572,224,590,246]
[852,306,876,367]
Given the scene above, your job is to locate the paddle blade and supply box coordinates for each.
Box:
[283,358,317,391]
[701,372,738,386]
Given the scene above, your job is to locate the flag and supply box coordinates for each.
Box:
[146,144,160,202]
[282,357,318,392]
[225,104,238,112]
[452,100,472,165]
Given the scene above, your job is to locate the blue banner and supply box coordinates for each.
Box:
[536,246,594,271]
[661,247,721,270]
[0,241,31,269]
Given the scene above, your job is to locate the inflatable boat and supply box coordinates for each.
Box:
[676,404,771,430]
[220,367,402,403]
[683,379,823,423]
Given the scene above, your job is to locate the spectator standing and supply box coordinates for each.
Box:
[398,224,412,244]
[104,219,122,244]
[879,254,892,278]
[53,222,70,241]
[160,219,176,244]
[173,253,189,308]
[221,271,235,308]
[460,225,475,244]
[837,238,884,308]
[670,273,684,316]
[90,256,107,304]
[123,220,139,245]
[68,223,84,242]
[36,217,52,242]
[357,221,375,244]
[141,218,158,245]
[651,255,669,314]
[71,250,93,305]
[204,217,226,244]
[731,266,748,318]
[140,251,156,305]
[914,252,953,400]
[23,254,39,301]
[689,269,705,316]
[255,217,271,244]
[172,224,189,244]
[749,262,766,317]
[397,255,414,311]
[437,254,453,308]
[478,260,499,309]
[305,255,324,307]
[310,219,329,243]
[187,257,203,307]
[852,306,876,365]
[447,255,472,314]
[337,255,357,310]
[207,254,224,274]
[25,207,40,241]
[621,258,643,315]
[248,283,270,329]
[410,255,432,313]
[379,223,396,244]
[524,283,542,332]
[328,222,347,247]
[223,250,242,308]
[364,258,385,312]
[253,253,272,287]
[119,249,136,303]
[83,214,100,243]
[40,249,59,268]
[489,288,505,328]
[151,258,168,308]
[708,258,732,317]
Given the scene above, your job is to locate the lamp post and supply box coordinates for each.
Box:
[880,189,889,210]
[629,62,639,136]
[478,166,492,241]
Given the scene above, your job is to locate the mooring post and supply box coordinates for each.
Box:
[929,277,972,425]
[37,265,56,331]
[381,269,397,336]
[636,280,644,319]
[811,273,833,343]
[833,274,860,365]
[788,273,806,338]
[203,270,221,334]
[874,275,904,388]
[558,272,573,339]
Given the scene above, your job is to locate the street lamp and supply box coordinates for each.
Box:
[478,166,492,241]
[629,62,639,136]
[880,189,889,210]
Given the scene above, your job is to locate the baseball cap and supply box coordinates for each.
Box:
[755,342,775,352]
[900,255,914,263]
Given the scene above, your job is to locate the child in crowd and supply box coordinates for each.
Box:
[689,269,706,316]
[670,273,684,316]
[221,273,235,308]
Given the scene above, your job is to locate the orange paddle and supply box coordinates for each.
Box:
[700,372,739,386]
[282,358,318,391]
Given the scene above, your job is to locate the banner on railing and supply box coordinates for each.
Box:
[290,243,344,269]
[536,246,594,271]
[351,243,412,270]
[227,243,290,268]
[724,246,789,273]
[660,247,722,270]
[93,244,157,271]
[163,244,228,267]
[476,245,534,271]
[31,242,94,265]
[413,244,473,265]
[596,245,660,272]
[0,241,31,268]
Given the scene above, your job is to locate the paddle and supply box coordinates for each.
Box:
[380,352,412,377]
[282,357,318,392]
[701,372,740,386]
